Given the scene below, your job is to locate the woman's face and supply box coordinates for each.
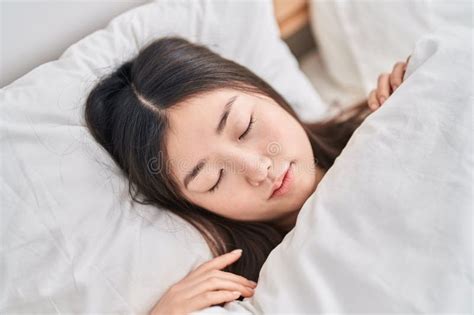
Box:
[165,88,321,228]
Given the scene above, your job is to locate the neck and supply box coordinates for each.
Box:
[272,210,299,234]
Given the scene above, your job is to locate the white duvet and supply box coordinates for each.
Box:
[198,26,473,314]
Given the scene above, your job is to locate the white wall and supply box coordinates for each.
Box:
[0,0,149,88]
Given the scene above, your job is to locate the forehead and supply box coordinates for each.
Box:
[169,89,234,131]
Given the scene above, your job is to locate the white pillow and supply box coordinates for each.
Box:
[309,0,473,97]
[0,0,327,313]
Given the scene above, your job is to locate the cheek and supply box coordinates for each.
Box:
[205,189,264,220]
[257,111,287,145]
[265,114,304,154]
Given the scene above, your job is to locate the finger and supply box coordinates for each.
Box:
[212,270,257,288]
[368,89,379,110]
[376,73,391,105]
[389,62,406,91]
[188,249,243,279]
[186,290,242,313]
[184,277,255,300]
[185,269,257,290]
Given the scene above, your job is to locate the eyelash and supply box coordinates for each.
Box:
[209,115,255,193]
[209,169,224,193]
[239,115,255,140]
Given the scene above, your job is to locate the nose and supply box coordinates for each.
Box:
[227,148,275,187]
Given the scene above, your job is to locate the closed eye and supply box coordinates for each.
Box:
[209,169,224,193]
[239,115,255,140]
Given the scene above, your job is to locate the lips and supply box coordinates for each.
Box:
[269,161,294,199]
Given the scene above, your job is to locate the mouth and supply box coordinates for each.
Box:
[269,161,295,200]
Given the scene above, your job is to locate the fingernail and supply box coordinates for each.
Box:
[370,103,378,110]
[250,281,257,286]
[232,291,241,296]
[231,249,243,255]
[379,96,386,104]
[393,84,398,90]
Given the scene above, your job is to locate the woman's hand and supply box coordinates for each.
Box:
[368,55,411,111]
[148,249,257,315]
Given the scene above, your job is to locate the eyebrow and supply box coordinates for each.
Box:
[183,95,238,189]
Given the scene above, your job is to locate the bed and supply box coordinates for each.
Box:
[1,0,472,313]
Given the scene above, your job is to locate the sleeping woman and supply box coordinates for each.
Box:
[84,36,409,314]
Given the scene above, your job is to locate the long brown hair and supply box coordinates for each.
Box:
[84,37,371,288]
